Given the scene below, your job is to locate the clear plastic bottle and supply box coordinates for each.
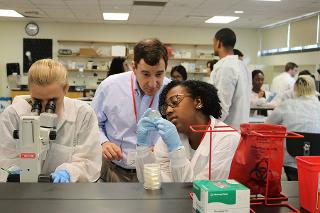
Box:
[143,163,161,190]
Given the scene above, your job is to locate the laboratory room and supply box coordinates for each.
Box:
[0,0,320,212]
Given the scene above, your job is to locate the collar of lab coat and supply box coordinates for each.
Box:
[11,95,32,116]
[214,55,239,70]
[195,116,218,156]
[131,72,143,97]
[61,97,77,123]
[54,97,77,131]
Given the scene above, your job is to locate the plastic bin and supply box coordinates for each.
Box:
[296,156,320,213]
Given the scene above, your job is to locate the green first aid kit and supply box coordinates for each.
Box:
[193,179,250,213]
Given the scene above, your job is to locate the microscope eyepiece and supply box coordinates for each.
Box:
[31,99,42,115]
[45,100,56,113]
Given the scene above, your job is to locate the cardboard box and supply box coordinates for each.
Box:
[111,45,126,57]
[79,48,98,57]
[193,179,250,213]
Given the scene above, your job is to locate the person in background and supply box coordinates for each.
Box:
[270,62,298,96]
[107,56,129,77]
[92,38,171,182]
[272,70,319,105]
[170,65,187,81]
[204,59,218,84]
[250,69,276,114]
[210,28,251,130]
[0,59,102,183]
[135,80,240,182]
[207,59,218,73]
[266,75,320,181]
[233,49,244,60]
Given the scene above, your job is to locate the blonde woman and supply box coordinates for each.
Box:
[0,59,101,183]
[266,75,320,180]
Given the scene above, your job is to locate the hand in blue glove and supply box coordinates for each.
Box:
[51,170,70,183]
[155,118,181,152]
[137,108,158,147]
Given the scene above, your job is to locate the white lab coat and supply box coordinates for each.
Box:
[265,96,320,168]
[135,117,240,182]
[0,96,102,182]
[210,55,251,130]
[270,72,295,96]
[250,90,274,107]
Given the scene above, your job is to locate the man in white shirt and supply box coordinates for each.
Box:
[210,28,251,130]
[92,39,171,182]
[270,62,298,96]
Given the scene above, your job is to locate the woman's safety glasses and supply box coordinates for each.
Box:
[160,93,192,116]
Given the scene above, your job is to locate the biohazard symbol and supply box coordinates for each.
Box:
[249,158,273,185]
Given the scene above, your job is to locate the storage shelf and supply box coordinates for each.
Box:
[169,57,211,61]
[58,54,113,59]
[57,40,212,46]
[166,71,208,75]
[67,69,107,72]
[57,40,136,45]
[58,55,211,61]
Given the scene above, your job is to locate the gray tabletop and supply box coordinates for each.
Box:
[0,181,302,213]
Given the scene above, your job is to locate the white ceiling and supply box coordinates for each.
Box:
[0,0,320,28]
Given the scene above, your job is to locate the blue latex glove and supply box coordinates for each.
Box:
[51,170,70,183]
[155,118,181,152]
[137,108,158,147]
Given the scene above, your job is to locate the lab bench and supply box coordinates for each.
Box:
[0,182,303,213]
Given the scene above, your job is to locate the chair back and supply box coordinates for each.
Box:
[286,132,320,157]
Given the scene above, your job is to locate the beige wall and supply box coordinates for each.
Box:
[256,52,320,84]
[0,20,259,96]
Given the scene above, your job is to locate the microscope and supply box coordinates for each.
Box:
[11,99,58,182]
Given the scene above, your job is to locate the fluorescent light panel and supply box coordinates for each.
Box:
[103,13,129,21]
[0,9,23,17]
[205,16,239,24]
[234,11,243,14]
[256,0,281,2]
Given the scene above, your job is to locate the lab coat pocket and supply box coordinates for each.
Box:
[42,143,74,174]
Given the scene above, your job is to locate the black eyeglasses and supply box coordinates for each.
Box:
[160,94,192,116]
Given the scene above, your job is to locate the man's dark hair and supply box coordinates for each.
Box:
[285,62,298,72]
[159,80,222,119]
[215,28,236,49]
[252,69,264,80]
[233,49,243,57]
[107,56,126,77]
[170,65,187,80]
[134,38,168,69]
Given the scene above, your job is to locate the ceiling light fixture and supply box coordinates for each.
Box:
[234,11,244,14]
[256,0,281,2]
[103,13,129,21]
[205,16,239,24]
[0,9,23,17]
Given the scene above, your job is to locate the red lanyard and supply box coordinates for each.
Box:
[131,73,155,123]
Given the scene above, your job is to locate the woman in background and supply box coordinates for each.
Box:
[170,65,187,81]
[107,57,129,77]
[251,69,276,109]
[135,80,240,182]
[266,75,320,181]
